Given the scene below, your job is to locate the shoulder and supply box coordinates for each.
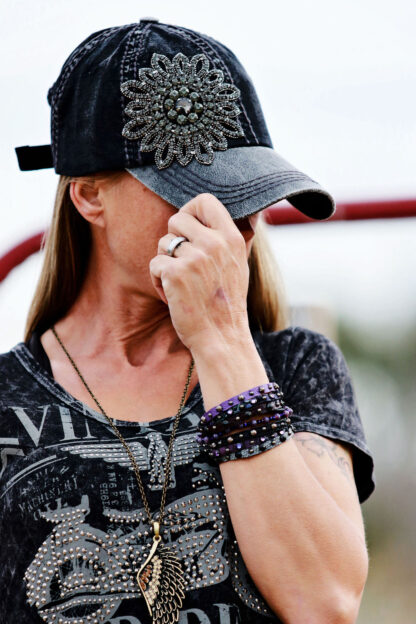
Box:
[255,324,339,351]
[0,343,25,380]
[0,343,37,407]
[254,324,362,445]
[254,325,345,383]
[255,324,355,405]
[0,342,29,369]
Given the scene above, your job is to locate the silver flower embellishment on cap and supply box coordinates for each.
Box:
[120,52,244,169]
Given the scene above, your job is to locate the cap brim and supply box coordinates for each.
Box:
[126,145,335,220]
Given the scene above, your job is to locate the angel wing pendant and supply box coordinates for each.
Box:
[137,532,186,624]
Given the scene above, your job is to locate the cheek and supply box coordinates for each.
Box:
[104,198,175,270]
[110,222,157,268]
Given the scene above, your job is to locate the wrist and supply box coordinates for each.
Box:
[197,380,294,463]
[188,322,254,360]
[189,329,270,412]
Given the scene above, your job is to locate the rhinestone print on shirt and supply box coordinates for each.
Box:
[22,427,275,623]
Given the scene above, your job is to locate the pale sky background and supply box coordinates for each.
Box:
[1,0,415,352]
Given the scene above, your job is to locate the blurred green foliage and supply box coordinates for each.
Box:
[337,318,416,623]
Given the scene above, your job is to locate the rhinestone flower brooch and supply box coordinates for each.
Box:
[120,52,244,169]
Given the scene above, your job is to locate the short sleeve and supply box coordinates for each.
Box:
[255,326,376,503]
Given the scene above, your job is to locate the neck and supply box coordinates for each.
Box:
[54,270,185,368]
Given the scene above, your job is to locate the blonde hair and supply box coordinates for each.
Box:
[24,173,290,341]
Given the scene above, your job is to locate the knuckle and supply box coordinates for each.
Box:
[193,246,206,260]
[149,255,159,269]
[189,247,206,266]
[163,264,176,282]
[167,213,179,228]
[170,265,188,284]
[203,235,223,255]
[196,192,216,203]
[231,230,246,247]
[157,235,169,253]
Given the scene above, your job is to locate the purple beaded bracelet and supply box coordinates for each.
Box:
[197,382,294,462]
[199,382,283,425]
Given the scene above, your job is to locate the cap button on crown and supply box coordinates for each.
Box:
[139,17,159,24]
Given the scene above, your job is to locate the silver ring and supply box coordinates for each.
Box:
[166,236,188,257]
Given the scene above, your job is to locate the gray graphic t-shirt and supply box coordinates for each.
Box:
[0,326,375,624]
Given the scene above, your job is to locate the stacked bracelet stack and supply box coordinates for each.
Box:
[197,382,294,463]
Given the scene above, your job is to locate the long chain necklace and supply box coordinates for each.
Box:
[52,326,195,624]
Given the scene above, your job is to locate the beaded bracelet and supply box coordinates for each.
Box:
[204,425,294,462]
[200,398,285,429]
[200,413,293,451]
[207,417,293,450]
[198,385,291,434]
[200,382,284,426]
[198,383,286,436]
[197,382,291,434]
[199,408,292,443]
[197,382,294,463]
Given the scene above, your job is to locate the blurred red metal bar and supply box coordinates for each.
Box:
[1,198,416,283]
[263,198,416,225]
[0,232,44,283]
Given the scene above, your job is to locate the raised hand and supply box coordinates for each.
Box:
[149,193,251,352]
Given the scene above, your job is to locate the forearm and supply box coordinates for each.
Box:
[191,329,368,624]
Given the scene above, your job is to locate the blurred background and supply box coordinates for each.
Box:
[1,1,415,621]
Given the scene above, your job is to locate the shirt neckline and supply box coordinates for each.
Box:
[11,341,202,428]
[12,327,273,429]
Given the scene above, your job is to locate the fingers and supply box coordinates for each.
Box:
[157,233,191,256]
[150,193,246,305]
[148,252,173,305]
[149,241,205,304]
[167,210,207,244]
[178,193,236,232]
[167,194,245,250]
[149,252,171,281]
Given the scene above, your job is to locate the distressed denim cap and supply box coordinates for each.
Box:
[15,18,336,221]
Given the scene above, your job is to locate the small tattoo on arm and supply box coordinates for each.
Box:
[294,432,355,483]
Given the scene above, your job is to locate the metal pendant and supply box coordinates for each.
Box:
[137,522,186,624]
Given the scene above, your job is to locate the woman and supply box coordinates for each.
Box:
[2,19,375,624]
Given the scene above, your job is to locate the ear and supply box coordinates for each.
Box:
[69,179,106,228]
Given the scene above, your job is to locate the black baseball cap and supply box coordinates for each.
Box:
[15,18,336,221]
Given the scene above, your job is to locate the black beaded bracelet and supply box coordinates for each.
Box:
[204,426,294,462]
[198,405,290,442]
[199,410,294,461]
[207,416,293,450]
